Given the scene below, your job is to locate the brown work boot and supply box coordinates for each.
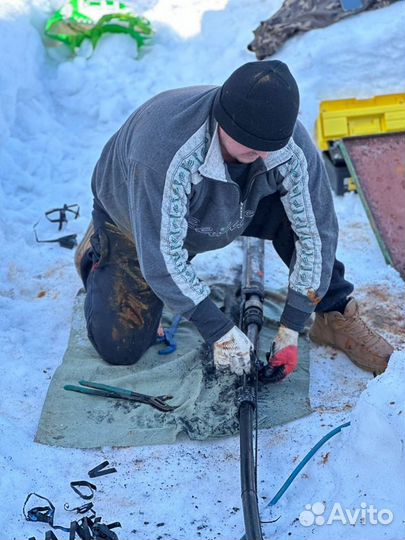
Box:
[74,220,94,278]
[309,298,394,374]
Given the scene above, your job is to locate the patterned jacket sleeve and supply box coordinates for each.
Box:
[127,159,234,343]
[277,120,339,331]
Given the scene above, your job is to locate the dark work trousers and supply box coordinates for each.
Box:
[81,194,353,365]
[81,209,164,366]
[242,193,354,313]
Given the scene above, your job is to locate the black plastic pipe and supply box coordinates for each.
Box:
[238,238,265,540]
[239,378,262,540]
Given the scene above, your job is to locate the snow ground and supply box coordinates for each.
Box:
[0,0,404,538]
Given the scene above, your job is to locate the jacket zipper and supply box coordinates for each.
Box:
[228,158,290,221]
[231,172,261,221]
[239,159,290,211]
[239,171,263,219]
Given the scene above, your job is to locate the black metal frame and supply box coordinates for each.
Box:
[322,143,350,196]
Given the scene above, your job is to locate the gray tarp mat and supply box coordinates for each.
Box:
[248,0,400,60]
[35,287,311,448]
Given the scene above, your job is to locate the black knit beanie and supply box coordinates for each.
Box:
[213,60,300,151]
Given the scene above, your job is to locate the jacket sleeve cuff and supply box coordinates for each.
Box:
[280,304,312,333]
[186,297,234,345]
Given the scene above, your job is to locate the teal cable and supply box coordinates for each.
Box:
[268,421,351,507]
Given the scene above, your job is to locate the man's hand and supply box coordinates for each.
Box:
[213,326,253,376]
[266,325,298,382]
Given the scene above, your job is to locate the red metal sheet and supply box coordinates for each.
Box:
[344,133,405,278]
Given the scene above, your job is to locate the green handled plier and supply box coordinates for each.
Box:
[64,380,177,412]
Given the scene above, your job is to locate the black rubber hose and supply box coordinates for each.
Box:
[239,398,263,540]
[239,318,263,540]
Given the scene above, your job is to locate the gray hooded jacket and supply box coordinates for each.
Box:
[91,85,338,343]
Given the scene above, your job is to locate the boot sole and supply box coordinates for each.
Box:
[309,333,386,375]
[74,221,94,277]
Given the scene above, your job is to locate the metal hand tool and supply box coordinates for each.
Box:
[64,380,177,412]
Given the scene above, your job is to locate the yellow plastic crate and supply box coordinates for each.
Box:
[316,93,405,150]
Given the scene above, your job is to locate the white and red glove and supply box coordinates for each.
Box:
[266,325,298,382]
[213,326,253,376]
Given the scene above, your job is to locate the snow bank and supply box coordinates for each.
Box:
[269,351,405,539]
[318,351,405,540]
[329,351,405,534]
[0,1,49,249]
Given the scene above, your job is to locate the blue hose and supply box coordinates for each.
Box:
[268,421,351,507]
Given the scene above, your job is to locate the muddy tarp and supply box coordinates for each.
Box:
[35,286,311,449]
[248,0,400,60]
